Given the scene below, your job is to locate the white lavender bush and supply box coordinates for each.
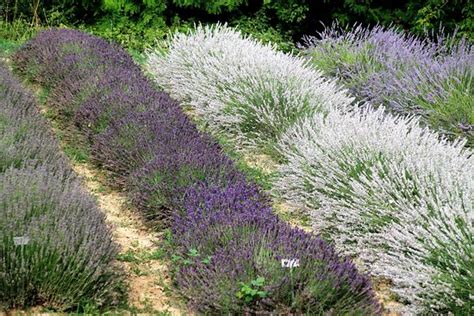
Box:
[146,24,352,150]
[274,106,473,313]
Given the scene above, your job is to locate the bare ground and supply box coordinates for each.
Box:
[71,163,188,315]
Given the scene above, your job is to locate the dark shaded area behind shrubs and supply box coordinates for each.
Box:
[0,63,123,311]
[2,0,472,52]
[13,29,381,314]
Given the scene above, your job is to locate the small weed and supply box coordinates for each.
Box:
[131,264,148,276]
[117,249,139,263]
[146,248,165,260]
[63,144,90,163]
[0,38,22,57]
[236,276,268,304]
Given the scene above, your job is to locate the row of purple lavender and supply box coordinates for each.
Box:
[0,62,121,310]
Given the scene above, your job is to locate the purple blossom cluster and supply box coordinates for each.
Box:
[14,29,381,314]
[0,63,66,173]
[0,62,122,310]
[303,24,473,146]
[175,182,380,313]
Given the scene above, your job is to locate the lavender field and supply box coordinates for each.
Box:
[0,23,472,315]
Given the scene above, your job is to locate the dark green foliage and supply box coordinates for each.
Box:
[328,0,474,41]
[3,0,470,53]
[0,0,100,25]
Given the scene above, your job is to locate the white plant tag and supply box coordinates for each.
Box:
[281,258,300,268]
[13,236,30,246]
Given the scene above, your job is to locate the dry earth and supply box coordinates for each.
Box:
[71,163,188,315]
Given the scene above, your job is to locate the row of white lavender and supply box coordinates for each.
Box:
[146,24,473,314]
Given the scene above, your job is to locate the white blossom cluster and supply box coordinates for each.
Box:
[147,25,473,313]
[146,24,352,149]
[275,107,473,313]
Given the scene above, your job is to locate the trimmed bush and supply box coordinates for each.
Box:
[274,106,473,314]
[14,29,381,314]
[146,24,353,151]
[302,24,474,146]
[0,62,122,310]
[91,104,204,184]
[127,149,244,224]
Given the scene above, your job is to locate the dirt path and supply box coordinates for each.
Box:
[71,163,187,315]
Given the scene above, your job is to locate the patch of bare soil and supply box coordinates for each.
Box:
[373,278,404,315]
[71,163,188,315]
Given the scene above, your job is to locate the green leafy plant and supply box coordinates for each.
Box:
[236,277,268,304]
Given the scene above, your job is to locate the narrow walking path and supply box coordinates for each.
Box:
[71,163,187,314]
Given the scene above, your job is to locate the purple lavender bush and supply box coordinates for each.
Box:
[87,102,182,183]
[127,143,244,225]
[303,24,473,146]
[173,182,381,314]
[13,28,139,118]
[14,29,381,314]
[0,62,67,172]
[0,62,123,310]
[0,166,122,310]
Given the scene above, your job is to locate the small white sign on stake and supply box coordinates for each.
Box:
[13,236,30,246]
[281,258,300,268]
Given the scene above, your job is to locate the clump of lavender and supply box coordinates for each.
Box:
[14,29,382,314]
[146,24,353,151]
[173,182,381,314]
[303,24,474,146]
[274,106,473,314]
[127,144,244,225]
[0,166,122,310]
[0,62,122,310]
[13,28,140,119]
[0,63,67,172]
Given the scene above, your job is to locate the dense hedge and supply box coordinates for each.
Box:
[13,29,381,314]
[148,25,474,314]
[0,62,122,310]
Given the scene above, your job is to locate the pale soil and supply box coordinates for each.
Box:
[373,279,404,315]
[71,163,188,315]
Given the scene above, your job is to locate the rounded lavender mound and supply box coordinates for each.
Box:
[0,167,121,310]
[173,183,381,314]
[0,61,122,311]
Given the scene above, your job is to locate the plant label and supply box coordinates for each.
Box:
[13,236,30,246]
[281,258,299,268]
